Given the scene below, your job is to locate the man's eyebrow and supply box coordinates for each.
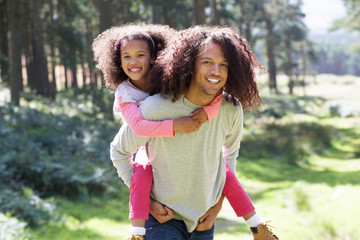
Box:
[200,57,228,62]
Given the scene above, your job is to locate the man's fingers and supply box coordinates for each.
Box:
[196,220,213,231]
[164,206,175,218]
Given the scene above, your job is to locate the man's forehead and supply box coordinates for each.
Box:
[197,42,226,59]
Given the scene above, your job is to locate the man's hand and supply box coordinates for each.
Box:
[196,195,225,231]
[149,198,175,223]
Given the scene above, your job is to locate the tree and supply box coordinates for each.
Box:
[260,0,279,93]
[0,0,9,84]
[94,0,113,32]
[193,0,206,24]
[30,0,51,96]
[7,0,22,105]
[333,0,360,52]
[236,0,262,45]
[210,0,220,25]
[279,0,307,94]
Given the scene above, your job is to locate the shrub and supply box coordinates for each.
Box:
[0,213,28,240]
[0,88,120,226]
[241,121,333,165]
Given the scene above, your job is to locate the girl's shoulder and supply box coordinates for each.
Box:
[115,80,149,104]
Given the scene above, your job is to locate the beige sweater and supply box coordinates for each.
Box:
[110,94,243,232]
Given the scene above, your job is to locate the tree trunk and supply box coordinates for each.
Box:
[7,0,22,105]
[22,0,35,91]
[0,0,9,83]
[30,0,50,97]
[71,61,78,89]
[211,0,220,25]
[285,34,294,94]
[260,2,277,93]
[64,64,68,89]
[97,0,113,32]
[49,0,56,99]
[238,0,253,44]
[81,62,87,88]
[193,0,206,24]
[152,3,160,24]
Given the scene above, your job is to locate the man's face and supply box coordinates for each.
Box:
[191,42,228,98]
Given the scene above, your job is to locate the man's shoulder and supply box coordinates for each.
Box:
[140,94,170,106]
[139,94,173,118]
[221,99,243,115]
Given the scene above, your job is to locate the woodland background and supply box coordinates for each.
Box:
[0,0,360,239]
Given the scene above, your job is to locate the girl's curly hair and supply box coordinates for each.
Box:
[92,23,176,90]
[151,25,263,112]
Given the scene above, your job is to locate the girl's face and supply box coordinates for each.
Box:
[120,39,152,90]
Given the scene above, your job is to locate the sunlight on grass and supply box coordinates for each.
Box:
[84,218,130,239]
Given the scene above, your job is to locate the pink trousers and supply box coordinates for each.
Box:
[129,163,255,219]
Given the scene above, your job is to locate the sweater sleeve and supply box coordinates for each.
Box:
[110,125,149,188]
[222,106,243,172]
[203,92,223,121]
[119,96,175,137]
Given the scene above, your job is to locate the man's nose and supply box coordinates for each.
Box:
[211,64,220,75]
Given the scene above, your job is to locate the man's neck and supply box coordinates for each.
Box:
[184,89,214,106]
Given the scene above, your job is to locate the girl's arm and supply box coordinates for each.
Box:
[191,92,223,124]
[119,98,200,137]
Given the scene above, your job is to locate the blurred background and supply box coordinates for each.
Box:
[0,0,359,239]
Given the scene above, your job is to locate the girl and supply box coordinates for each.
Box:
[92,24,222,240]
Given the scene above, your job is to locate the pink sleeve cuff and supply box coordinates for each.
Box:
[203,92,223,121]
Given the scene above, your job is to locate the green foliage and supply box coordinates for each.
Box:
[0,187,56,227]
[241,95,337,165]
[0,88,120,227]
[0,213,28,240]
[293,182,311,211]
[242,121,333,165]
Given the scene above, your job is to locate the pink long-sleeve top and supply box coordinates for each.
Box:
[113,80,222,137]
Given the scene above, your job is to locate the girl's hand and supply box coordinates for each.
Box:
[173,117,201,133]
[149,198,175,223]
[190,108,208,124]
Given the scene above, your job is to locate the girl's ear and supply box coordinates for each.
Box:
[150,58,155,65]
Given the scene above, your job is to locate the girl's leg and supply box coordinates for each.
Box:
[222,164,255,219]
[129,162,153,231]
[223,165,279,239]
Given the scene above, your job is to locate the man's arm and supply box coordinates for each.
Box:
[196,194,225,231]
[110,124,149,188]
[222,106,244,172]
[149,198,175,223]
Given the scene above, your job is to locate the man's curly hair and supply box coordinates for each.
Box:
[92,23,176,90]
[151,25,263,112]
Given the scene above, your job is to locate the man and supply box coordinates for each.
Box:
[110,26,278,239]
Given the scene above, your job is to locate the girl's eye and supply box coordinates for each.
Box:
[203,61,211,64]
[221,63,228,68]
[122,55,130,59]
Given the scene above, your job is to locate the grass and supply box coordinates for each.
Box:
[5,74,360,239]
